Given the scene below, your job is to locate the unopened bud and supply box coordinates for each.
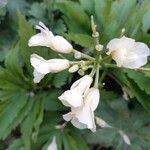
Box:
[78,69,85,76]
[74,52,82,59]
[82,66,88,71]
[95,44,103,51]
[69,64,79,73]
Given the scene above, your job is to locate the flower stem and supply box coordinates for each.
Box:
[90,64,97,77]
[94,63,100,88]
[73,49,95,61]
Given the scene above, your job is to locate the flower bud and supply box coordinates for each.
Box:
[74,51,82,59]
[78,69,85,76]
[68,64,79,73]
[50,36,73,53]
[95,44,103,51]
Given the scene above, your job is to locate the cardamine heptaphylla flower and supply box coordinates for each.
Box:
[107,36,150,69]
[28,22,73,53]
[30,54,70,83]
[62,87,100,132]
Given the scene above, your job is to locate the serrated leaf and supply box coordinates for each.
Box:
[21,96,44,149]
[28,2,46,19]
[56,1,90,34]
[0,91,28,139]
[125,70,150,95]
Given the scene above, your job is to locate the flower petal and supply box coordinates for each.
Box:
[74,107,96,132]
[47,59,70,73]
[58,89,83,107]
[85,88,100,111]
[33,69,45,83]
[47,136,57,150]
[63,112,73,121]
[30,54,51,74]
[107,36,135,54]
[50,36,73,53]
[71,75,93,96]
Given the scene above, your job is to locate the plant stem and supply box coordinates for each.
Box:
[90,64,96,77]
[94,63,100,88]
[73,49,95,61]
[99,70,107,85]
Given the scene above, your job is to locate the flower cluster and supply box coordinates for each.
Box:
[28,21,150,132]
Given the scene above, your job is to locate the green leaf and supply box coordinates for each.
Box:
[125,70,150,95]
[18,12,35,75]
[7,139,24,150]
[63,131,78,150]
[21,96,44,149]
[79,0,94,14]
[44,89,65,111]
[0,92,28,139]
[142,10,150,32]
[66,32,93,48]
[28,2,46,19]
[52,70,69,88]
[56,1,90,34]
[85,128,117,146]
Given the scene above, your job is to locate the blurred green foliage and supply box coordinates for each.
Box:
[0,0,150,150]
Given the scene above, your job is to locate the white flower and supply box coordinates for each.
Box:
[47,136,57,150]
[28,21,73,53]
[58,75,93,107]
[63,88,100,132]
[107,36,150,69]
[30,54,70,83]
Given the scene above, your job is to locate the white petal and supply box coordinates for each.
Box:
[71,117,87,129]
[71,75,93,96]
[28,22,54,47]
[28,33,52,47]
[63,112,73,121]
[47,59,70,73]
[30,54,51,74]
[123,42,150,68]
[31,54,69,74]
[107,36,135,54]
[47,137,57,150]
[33,69,45,83]
[130,42,150,56]
[84,88,100,111]
[50,36,73,53]
[123,55,148,69]
[58,89,83,107]
[74,107,96,131]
